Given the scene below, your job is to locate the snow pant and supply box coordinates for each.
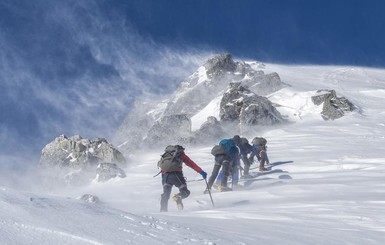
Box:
[259,149,268,169]
[241,154,251,175]
[160,172,190,212]
[250,145,269,168]
[231,161,239,184]
[207,154,232,189]
[216,157,239,186]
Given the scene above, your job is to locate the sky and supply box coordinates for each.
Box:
[1,0,385,166]
[1,62,385,244]
[113,0,385,66]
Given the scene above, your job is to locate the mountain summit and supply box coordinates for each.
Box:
[114,54,286,152]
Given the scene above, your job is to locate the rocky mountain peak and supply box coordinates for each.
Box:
[113,54,287,152]
[204,53,237,78]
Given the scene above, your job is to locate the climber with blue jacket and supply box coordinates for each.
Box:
[205,135,241,193]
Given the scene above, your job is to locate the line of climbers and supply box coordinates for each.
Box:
[156,135,270,212]
[205,135,269,193]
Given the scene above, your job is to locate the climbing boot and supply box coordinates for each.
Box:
[172,194,184,210]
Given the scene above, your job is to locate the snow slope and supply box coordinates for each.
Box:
[2,63,385,244]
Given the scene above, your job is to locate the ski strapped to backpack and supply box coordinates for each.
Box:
[157,145,185,172]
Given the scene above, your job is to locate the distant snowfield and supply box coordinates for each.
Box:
[2,63,385,244]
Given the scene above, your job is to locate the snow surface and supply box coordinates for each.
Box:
[2,63,385,244]
[190,95,221,131]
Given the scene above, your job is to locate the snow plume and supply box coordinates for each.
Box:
[0,0,213,163]
[0,153,40,191]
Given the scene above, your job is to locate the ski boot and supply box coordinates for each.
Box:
[259,166,267,171]
[172,194,184,210]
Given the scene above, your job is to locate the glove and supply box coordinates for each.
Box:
[200,171,207,179]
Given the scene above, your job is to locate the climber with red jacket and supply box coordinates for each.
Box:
[157,145,207,212]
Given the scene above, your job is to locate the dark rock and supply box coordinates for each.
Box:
[144,114,193,147]
[39,135,126,186]
[220,83,284,125]
[95,163,126,182]
[193,116,228,144]
[80,194,100,203]
[204,53,237,78]
[311,89,358,120]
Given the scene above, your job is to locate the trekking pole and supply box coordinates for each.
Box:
[153,171,161,178]
[186,178,205,183]
[204,178,215,208]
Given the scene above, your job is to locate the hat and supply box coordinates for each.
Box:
[233,135,241,144]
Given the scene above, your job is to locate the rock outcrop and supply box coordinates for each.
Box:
[80,194,100,203]
[114,53,286,152]
[95,163,126,182]
[204,53,237,78]
[193,116,228,144]
[220,83,284,125]
[144,114,193,147]
[311,89,358,120]
[163,53,285,117]
[39,135,126,185]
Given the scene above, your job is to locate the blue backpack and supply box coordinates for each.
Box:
[219,139,238,158]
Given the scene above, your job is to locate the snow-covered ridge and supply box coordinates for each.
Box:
[114,54,361,153]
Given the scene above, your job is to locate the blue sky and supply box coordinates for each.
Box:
[113,0,385,66]
[1,0,384,164]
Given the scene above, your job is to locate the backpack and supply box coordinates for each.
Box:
[219,138,238,158]
[239,137,252,154]
[252,137,267,146]
[157,145,185,172]
[211,144,227,156]
[240,137,249,145]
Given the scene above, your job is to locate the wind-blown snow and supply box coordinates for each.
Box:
[190,95,221,131]
[2,63,385,244]
[268,88,323,121]
[196,66,209,85]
